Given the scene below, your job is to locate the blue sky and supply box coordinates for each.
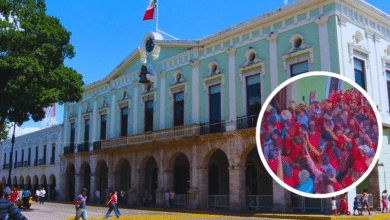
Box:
[15,0,390,136]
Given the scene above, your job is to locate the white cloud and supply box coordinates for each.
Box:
[6,124,41,138]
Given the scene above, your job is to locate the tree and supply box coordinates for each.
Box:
[0,0,84,132]
[0,120,9,141]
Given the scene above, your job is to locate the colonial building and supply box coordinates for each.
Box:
[0,125,63,200]
[57,0,390,212]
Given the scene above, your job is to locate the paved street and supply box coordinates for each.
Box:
[19,202,280,220]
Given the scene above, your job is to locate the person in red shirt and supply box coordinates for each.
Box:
[10,188,19,205]
[104,191,121,219]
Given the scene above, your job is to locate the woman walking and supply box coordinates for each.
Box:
[382,190,389,213]
[104,191,121,219]
[360,188,371,215]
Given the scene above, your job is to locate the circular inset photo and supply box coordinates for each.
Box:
[256,72,382,198]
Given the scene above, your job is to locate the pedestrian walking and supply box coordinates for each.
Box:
[353,197,359,215]
[35,188,40,202]
[10,188,18,206]
[330,197,337,215]
[22,189,31,210]
[338,194,350,215]
[40,187,46,204]
[164,190,170,209]
[95,190,100,204]
[104,191,121,219]
[120,190,126,205]
[0,183,27,220]
[169,190,175,209]
[360,188,371,215]
[74,188,88,220]
[382,190,389,213]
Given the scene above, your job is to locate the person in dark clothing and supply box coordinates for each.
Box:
[0,182,27,220]
[22,189,31,210]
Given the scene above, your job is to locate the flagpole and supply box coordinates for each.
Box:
[156,0,158,32]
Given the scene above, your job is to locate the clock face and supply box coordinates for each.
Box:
[145,37,155,53]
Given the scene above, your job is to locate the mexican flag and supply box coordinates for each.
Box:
[143,0,157,21]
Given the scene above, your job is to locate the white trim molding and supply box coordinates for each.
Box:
[282,44,315,78]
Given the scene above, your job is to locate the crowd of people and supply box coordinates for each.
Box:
[260,88,379,194]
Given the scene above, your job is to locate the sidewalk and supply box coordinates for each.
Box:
[47,201,390,220]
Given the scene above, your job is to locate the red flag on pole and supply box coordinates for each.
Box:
[143,0,157,21]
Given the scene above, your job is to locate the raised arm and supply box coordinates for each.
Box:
[324,123,338,141]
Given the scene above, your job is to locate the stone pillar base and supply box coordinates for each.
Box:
[188,188,199,209]
[156,188,166,208]
[272,180,293,213]
[127,188,137,206]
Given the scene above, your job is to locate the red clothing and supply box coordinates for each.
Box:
[285,138,294,152]
[338,199,350,215]
[336,136,345,149]
[10,191,18,202]
[330,158,339,172]
[333,181,343,191]
[290,145,303,161]
[109,194,117,203]
[284,177,297,188]
[342,176,353,188]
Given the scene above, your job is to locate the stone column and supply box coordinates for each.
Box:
[135,169,145,205]
[127,188,136,206]
[197,168,208,209]
[229,166,246,211]
[107,172,115,192]
[63,105,69,155]
[159,71,167,129]
[315,16,330,72]
[272,179,292,213]
[110,89,116,139]
[188,145,200,209]
[369,165,381,210]
[89,173,97,203]
[190,60,200,124]
[74,173,82,200]
[226,47,237,132]
[365,29,381,111]
[267,33,279,90]
[347,187,357,213]
[132,82,139,134]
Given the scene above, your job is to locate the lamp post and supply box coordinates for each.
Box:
[7,122,16,187]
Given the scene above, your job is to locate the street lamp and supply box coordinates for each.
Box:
[7,122,16,187]
[378,162,386,191]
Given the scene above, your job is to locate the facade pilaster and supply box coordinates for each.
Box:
[229,166,246,211]
[190,60,200,124]
[365,29,382,111]
[159,71,167,129]
[91,96,98,148]
[76,102,82,145]
[74,173,82,200]
[226,47,237,131]
[89,173,97,203]
[315,16,331,72]
[110,89,116,138]
[63,105,69,155]
[267,33,279,91]
[133,82,139,134]
[135,169,145,205]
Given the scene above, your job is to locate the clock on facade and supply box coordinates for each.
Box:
[145,37,155,53]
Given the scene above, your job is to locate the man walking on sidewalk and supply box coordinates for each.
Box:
[40,187,46,204]
[74,188,88,220]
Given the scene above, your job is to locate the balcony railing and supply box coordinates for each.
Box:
[23,161,30,167]
[64,144,75,155]
[33,160,37,166]
[38,159,46,165]
[13,162,17,168]
[50,157,54,165]
[207,195,229,209]
[246,195,273,210]
[93,141,101,151]
[175,194,189,207]
[292,195,327,213]
[237,114,258,130]
[3,164,9,169]
[101,124,200,149]
[17,162,22,168]
[77,143,89,153]
[200,121,226,135]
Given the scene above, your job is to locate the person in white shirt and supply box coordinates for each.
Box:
[95,190,100,204]
[40,188,46,204]
[35,189,40,202]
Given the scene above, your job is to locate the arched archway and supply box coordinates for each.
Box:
[12,176,17,189]
[208,149,229,196]
[173,153,190,195]
[65,164,76,201]
[144,157,158,202]
[25,176,32,191]
[80,163,91,202]
[246,147,273,195]
[115,159,131,204]
[19,176,24,190]
[95,161,108,203]
[49,174,57,200]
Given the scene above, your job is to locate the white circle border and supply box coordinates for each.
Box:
[255,71,383,199]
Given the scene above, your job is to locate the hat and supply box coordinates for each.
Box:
[281,110,292,120]
[82,188,88,192]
